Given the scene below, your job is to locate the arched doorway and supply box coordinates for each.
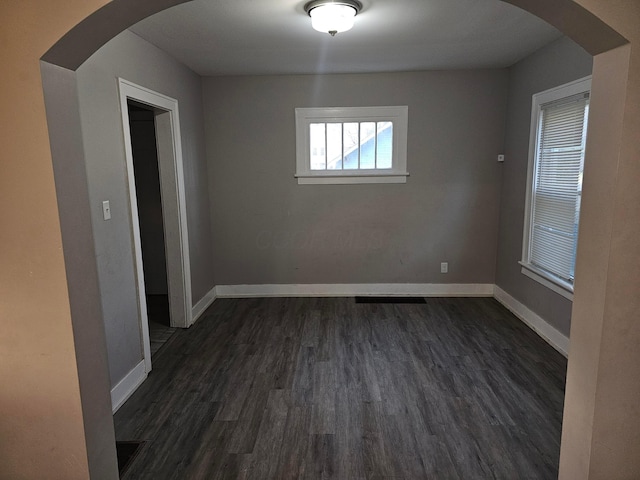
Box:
[3,1,636,478]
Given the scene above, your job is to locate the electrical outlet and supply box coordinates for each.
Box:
[440,262,448,274]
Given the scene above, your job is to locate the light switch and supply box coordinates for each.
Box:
[102,200,111,220]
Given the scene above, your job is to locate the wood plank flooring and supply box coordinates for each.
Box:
[114,297,567,479]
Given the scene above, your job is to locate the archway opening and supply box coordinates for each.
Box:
[39,1,632,478]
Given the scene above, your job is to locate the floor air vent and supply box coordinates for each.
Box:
[354,296,426,304]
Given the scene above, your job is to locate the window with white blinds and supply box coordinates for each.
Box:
[521,77,591,299]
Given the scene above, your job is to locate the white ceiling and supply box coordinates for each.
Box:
[130,0,562,76]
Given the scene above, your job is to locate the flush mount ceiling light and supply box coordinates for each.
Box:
[304,0,363,36]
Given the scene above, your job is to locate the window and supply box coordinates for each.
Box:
[521,77,591,300]
[295,106,408,184]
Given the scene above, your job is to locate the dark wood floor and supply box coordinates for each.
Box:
[114,297,567,479]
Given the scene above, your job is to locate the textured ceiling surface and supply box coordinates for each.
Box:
[130,0,562,76]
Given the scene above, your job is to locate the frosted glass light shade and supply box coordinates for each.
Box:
[309,4,357,35]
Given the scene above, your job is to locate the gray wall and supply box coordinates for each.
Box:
[41,61,119,479]
[203,70,508,285]
[495,36,593,337]
[76,30,214,387]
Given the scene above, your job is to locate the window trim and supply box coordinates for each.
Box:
[520,261,575,301]
[521,75,592,301]
[295,106,409,185]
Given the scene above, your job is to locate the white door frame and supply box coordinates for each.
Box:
[118,78,192,373]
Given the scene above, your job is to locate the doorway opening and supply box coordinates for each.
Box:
[118,78,193,384]
[127,101,176,358]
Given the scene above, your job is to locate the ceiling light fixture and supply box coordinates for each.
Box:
[304,0,363,37]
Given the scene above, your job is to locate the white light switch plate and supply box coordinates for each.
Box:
[102,200,111,220]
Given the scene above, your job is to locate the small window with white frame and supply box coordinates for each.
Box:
[521,76,591,300]
[295,106,408,184]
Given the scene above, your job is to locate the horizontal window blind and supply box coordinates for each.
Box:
[530,92,589,283]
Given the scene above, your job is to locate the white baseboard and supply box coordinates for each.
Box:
[190,283,567,358]
[494,286,569,357]
[111,360,147,414]
[191,286,217,325]
[214,283,494,298]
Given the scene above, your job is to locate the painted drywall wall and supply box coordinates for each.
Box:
[204,70,508,285]
[41,61,120,480]
[495,36,593,337]
[1,1,115,477]
[76,29,214,386]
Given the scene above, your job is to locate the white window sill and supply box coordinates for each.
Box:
[519,262,574,301]
[296,173,408,185]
